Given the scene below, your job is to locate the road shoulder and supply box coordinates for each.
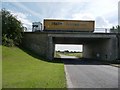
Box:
[64,65,74,88]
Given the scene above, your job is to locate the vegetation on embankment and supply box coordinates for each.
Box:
[2,46,66,88]
[2,9,24,47]
[54,51,61,58]
[0,46,2,89]
[57,52,83,58]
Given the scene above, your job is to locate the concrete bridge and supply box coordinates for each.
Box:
[22,32,120,61]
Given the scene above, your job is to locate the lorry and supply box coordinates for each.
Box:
[32,19,95,32]
[32,22,42,32]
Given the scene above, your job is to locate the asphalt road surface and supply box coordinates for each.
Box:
[59,54,119,88]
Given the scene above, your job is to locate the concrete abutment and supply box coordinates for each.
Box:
[22,32,120,62]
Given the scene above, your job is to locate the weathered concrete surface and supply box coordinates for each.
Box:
[117,34,120,59]
[22,33,49,59]
[22,32,120,61]
[83,38,118,61]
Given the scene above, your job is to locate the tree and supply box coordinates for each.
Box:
[1,8,24,46]
[117,25,120,33]
[110,25,120,33]
[64,50,69,53]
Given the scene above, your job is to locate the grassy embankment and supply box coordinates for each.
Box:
[54,51,61,58]
[2,46,66,88]
[0,46,2,89]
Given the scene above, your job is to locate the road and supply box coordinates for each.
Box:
[58,54,78,59]
[59,54,119,88]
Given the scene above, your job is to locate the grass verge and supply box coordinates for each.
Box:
[54,51,61,58]
[59,52,82,58]
[0,45,2,89]
[2,46,66,88]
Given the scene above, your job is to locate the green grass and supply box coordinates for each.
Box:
[0,45,2,89]
[2,46,66,88]
[60,52,83,58]
[54,51,61,58]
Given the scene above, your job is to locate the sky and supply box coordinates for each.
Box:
[55,44,83,52]
[118,1,120,25]
[1,0,120,51]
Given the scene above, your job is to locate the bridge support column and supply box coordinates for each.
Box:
[117,34,120,59]
[47,37,55,60]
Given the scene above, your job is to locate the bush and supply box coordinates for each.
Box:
[2,34,14,47]
[1,8,24,47]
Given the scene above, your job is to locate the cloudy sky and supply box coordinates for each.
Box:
[2,0,119,30]
[1,0,119,51]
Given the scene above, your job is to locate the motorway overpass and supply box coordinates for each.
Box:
[22,32,120,61]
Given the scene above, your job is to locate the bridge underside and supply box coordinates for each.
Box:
[53,37,111,60]
[22,32,120,61]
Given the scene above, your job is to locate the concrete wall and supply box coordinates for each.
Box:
[22,32,119,61]
[118,34,120,59]
[109,37,118,60]
[83,38,118,61]
[22,33,49,59]
[83,43,95,59]
[47,37,55,60]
